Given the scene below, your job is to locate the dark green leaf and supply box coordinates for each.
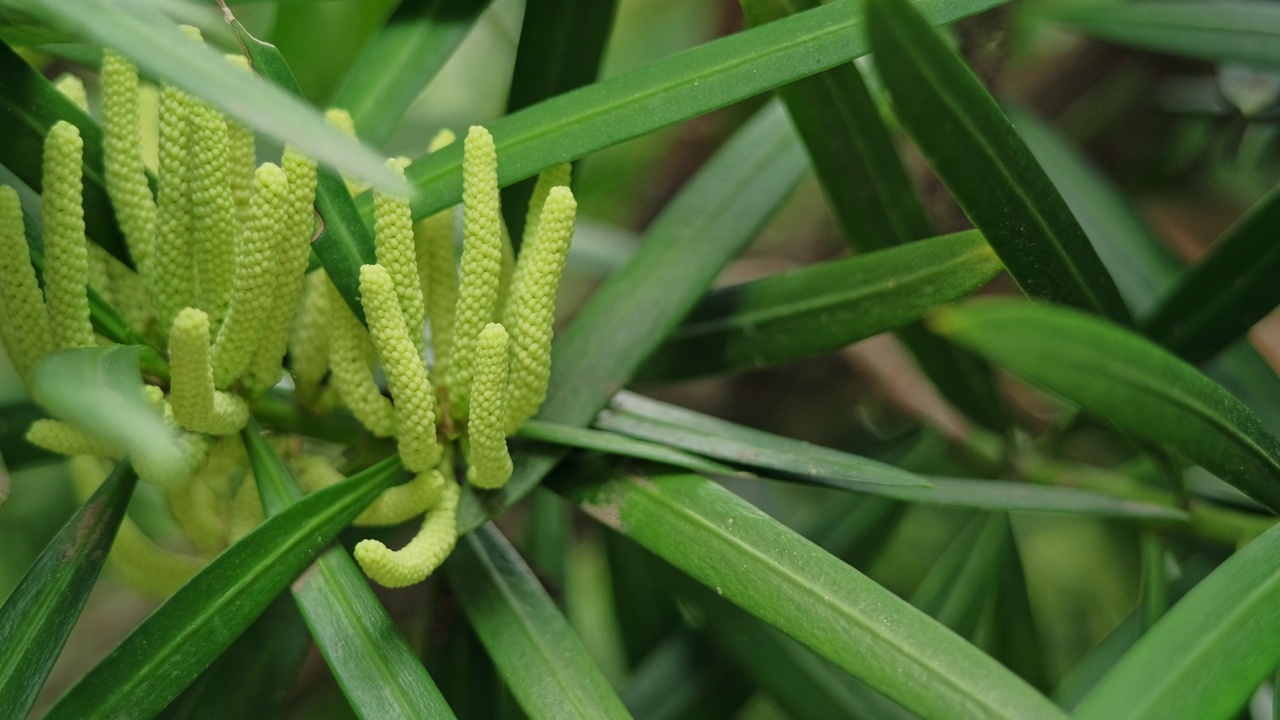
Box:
[33,346,184,482]
[620,632,753,720]
[331,0,492,147]
[741,0,1007,431]
[1040,1,1280,71]
[518,420,741,477]
[455,101,808,532]
[500,0,617,247]
[1074,521,1280,719]
[909,513,1009,637]
[12,0,405,191]
[933,299,1280,514]
[241,424,455,720]
[0,37,132,264]
[636,230,1002,380]
[867,0,1131,323]
[549,458,1065,720]
[0,462,136,719]
[44,455,400,719]
[446,524,631,720]
[1141,183,1280,363]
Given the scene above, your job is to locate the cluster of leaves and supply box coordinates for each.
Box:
[0,0,1279,719]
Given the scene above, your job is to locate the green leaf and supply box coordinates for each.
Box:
[933,299,1280,514]
[1075,521,1280,719]
[518,420,742,477]
[33,346,184,482]
[596,392,1187,520]
[221,12,380,323]
[44,455,401,719]
[1141,183,1280,363]
[741,0,1007,431]
[445,524,631,720]
[242,424,455,720]
[549,458,1066,720]
[1039,0,1280,71]
[455,101,808,532]
[500,0,617,247]
[321,0,1013,309]
[0,462,136,719]
[11,0,406,193]
[867,0,1131,324]
[331,0,491,147]
[909,513,1009,637]
[636,230,1002,380]
[0,37,133,265]
[596,391,927,489]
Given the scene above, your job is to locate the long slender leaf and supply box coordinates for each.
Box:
[0,38,132,264]
[242,424,455,720]
[0,462,136,719]
[446,524,631,720]
[500,0,618,247]
[549,457,1065,720]
[933,299,1280,514]
[5,0,404,192]
[44,455,401,719]
[596,392,1187,519]
[909,513,1009,637]
[620,632,754,720]
[867,0,1131,324]
[517,420,742,477]
[1075,521,1280,719]
[637,230,1002,380]
[33,346,185,483]
[1141,183,1280,363]
[455,101,808,531]
[741,0,1007,430]
[321,0,1013,311]
[331,0,492,147]
[1041,0,1280,71]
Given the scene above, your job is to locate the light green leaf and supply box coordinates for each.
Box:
[445,524,631,720]
[549,458,1066,720]
[1075,521,1280,719]
[7,0,405,193]
[867,0,1131,323]
[33,346,183,482]
[44,455,401,719]
[933,299,1280,513]
[1040,1,1280,71]
[242,424,455,720]
[0,462,136,719]
[636,230,1002,380]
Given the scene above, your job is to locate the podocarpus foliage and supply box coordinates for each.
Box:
[3,31,577,591]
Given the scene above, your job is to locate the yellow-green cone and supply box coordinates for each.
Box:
[446,126,504,414]
[170,307,250,435]
[224,54,256,231]
[502,186,576,432]
[101,50,157,281]
[374,159,426,355]
[0,187,53,387]
[415,130,459,376]
[27,419,120,459]
[328,281,396,437]
[54,74,88,112]
[42,121,95,350]
[151,83,197,333]
[289,270,334,407]
[211,162,290,388]
[354,479,459,588]
[360,263,441,472]
[467,322,512,489]
[188,100,238,326]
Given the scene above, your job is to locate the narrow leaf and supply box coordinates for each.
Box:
[1075,521,1280,719]
[455,101,808,531]
[242,424,455,720]
[446,524,631,720]
[0,462,136,719]
[933,299,1280,514]
[331,0,492,147]
[867,0,1131,323]
[1141,183,1280,363]
[636,230,1002,380]
[44,455,401,719]
[549,458,1065,720]
[518,420,742,477]
[33,346,185,483]
[909,513,1009,637]
[741,0,1007,431]
[14,0,405,192]
[1041,1,1280,71]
